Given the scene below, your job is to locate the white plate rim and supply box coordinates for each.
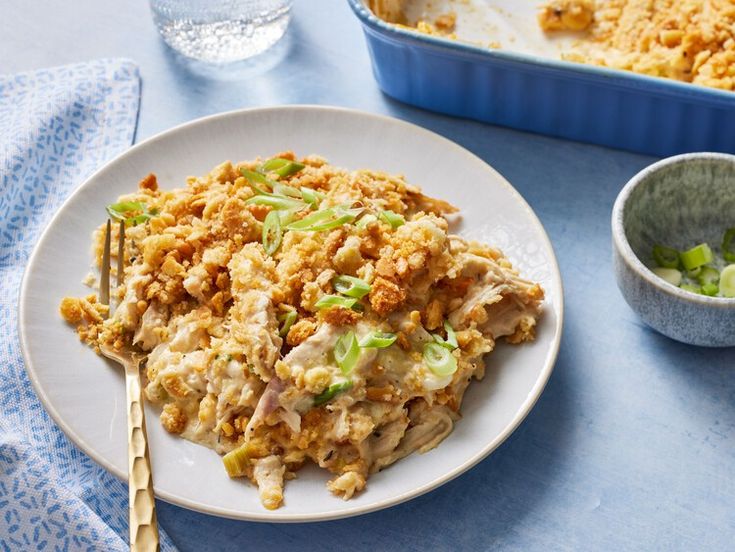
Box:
[18,105,564,522]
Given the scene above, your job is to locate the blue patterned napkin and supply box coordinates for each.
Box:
[0,59,177,551]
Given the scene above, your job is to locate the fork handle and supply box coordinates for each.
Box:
[125,361,160,552]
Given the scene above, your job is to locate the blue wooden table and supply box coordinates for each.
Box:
[3,1,734,550]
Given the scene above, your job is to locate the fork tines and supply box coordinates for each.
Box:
[100,220,111,308]
[100,219,125,318]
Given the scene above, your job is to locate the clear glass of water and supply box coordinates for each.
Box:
[149,0,292,63]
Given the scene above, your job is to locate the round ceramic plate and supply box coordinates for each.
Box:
[19,106,563,522]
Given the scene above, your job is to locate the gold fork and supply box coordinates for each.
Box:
[100,219,160,552]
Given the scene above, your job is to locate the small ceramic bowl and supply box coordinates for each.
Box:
[612,152,735,347]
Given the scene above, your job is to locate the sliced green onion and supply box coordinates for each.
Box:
[240,167,278,191]
[701,283,719,296]
[443,320,458,348]
[313,380,353,406]
[722,228,735,263]
[286,208,335,230]
[719,264,735,298]
[423,342,457,377]
[262,210,283,256]
[687,267,702,278]
[379,210,405,229]
[222,444,250,477]
[697,266,719,286]
[356,214,378,229]
[277,207,302,226]
[286,206,360,232]
[432,334,450,349]
[260,158,305,178]
[314,294,359,310]
[652,267,682,287]
[278,310,297,337]
[106,201,146,219]
[679,283,701,294]
[300,187,324,208]
[105,201,158,226]
[260,157,290,172]
[333,275,371,298]
[679,243,713,271]
[339,204,364,215]
[652,244,680,269]
[106,201,157,226]
[245,194,305,211]
[432,320,459,350]
[334,331,360,375]
[272,182,302,198]
[358,331,397,348]
[128,213,154,226]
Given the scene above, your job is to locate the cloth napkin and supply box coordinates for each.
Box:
[0,59,177,551]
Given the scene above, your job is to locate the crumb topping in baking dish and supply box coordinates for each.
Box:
[369,0,735,91]
[60,153,543,509]
[541,0,735,91]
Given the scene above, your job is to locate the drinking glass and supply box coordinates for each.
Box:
[149,0,292,63]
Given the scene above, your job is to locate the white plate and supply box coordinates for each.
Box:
[19,106,563,522]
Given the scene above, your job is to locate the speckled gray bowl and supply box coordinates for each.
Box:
[612,153,735,347]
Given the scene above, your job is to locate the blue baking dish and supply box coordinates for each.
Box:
[348,0,735,157]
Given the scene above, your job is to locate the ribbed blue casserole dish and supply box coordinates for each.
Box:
[348,0,735,157]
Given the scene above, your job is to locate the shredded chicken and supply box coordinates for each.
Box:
[253,455,286,510]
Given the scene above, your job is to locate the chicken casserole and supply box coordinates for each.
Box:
[60,153,543,510]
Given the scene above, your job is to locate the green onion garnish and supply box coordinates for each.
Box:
[277,207,302,226]
[107,201,146,218]
[245,194,306,211]
[433,334,450,349]
[286,205,362,232]
[696,266,719,286]
[443,320,458,348]
[334,331,360,375]
[240,167,277,191]
[222,443,250,477]
[680,283,701,294]
[652,244,680,269]
[278,310,297,337]
[722,228,735,263]
[679,243,713,271]
[701,283,719,296]
[262,210,283,256]
[272,182,303,199]
[260,157,290,172]
[433,320,459,350]
[333,275,371,298]
[719,264,735,297]
[286,208,336,231]
[358,331,397,348]
[300,187,325,208]
[652,267,682,287]
[106,201,158,226]
[314,295,359,310]
[129,213,155,226]
[356,214,378,229]
[423,342,458,377]
[313,380,353,406]
[379,210,405,229]
[260,158,305,178]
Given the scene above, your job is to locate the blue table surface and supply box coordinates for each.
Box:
[3,1,734,550]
